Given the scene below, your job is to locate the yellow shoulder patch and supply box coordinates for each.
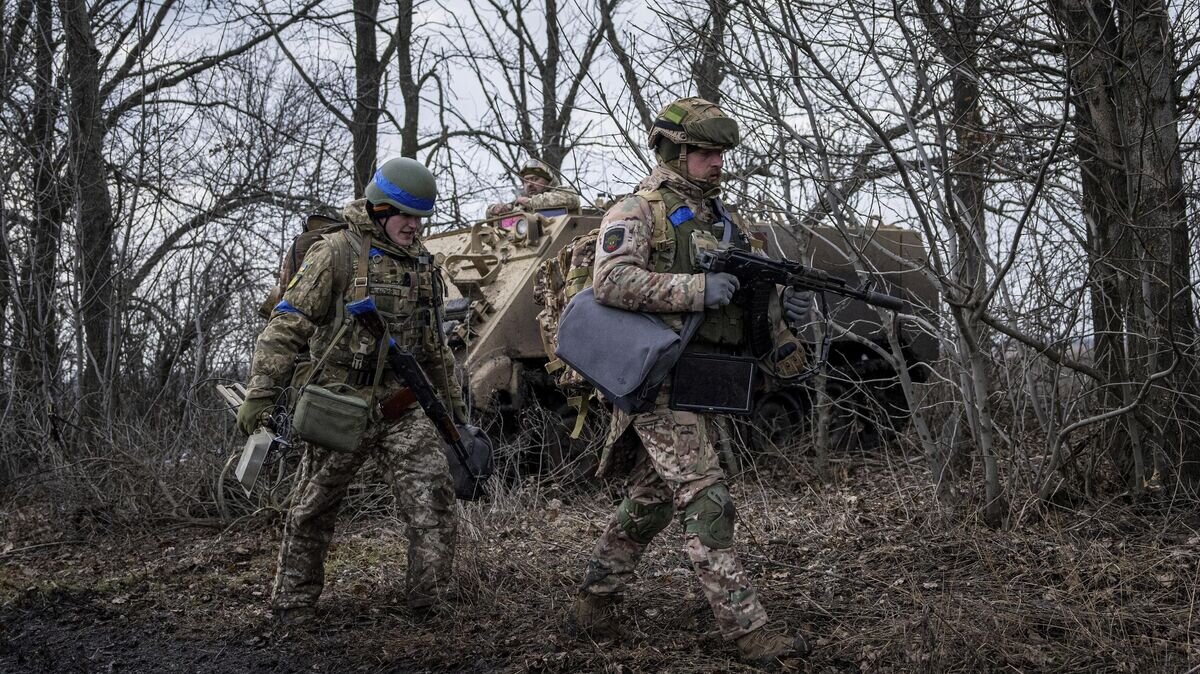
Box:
[287,262,310,289]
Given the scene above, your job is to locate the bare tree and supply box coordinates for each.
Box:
[1050,0,1200,492]
[446,0,605,179]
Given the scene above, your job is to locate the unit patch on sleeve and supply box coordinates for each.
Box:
[602,226,627,254]
[287,261,310,289]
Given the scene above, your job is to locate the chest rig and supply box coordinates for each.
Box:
[638,188,751,348]
[310,228,441,388]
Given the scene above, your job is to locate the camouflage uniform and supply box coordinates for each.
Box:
[522,184,581,214]
[488,158,581,217]
[578,163,770,640]
[246,198,461,612]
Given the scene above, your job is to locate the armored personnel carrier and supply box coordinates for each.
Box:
[423,210,605,477]
[746,222,939,451]
[425,211,938,467]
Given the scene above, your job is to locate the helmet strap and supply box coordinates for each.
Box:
[367,201,400,237]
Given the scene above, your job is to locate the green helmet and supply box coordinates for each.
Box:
[364,157,438,217]
[647,97,740,152]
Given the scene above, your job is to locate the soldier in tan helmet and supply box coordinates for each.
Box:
[486,157,581,218]
[569,97,813,664]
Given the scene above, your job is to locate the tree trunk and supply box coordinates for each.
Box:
[692,0,728,104]
[352,0,382,194]
[396,0,419,158]
[60,0,116,424]
[918,0,1003,521]
[1051,0,1199,489]
[15,0,61,403]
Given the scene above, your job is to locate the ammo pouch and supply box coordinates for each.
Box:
[555,287,703,414]
[669,352,758,415]
[293,384,371,452]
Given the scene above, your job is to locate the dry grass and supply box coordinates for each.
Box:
[3,442,1200,673]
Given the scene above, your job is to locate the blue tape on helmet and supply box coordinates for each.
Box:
[371,170,435,213]
[668,206,694,227]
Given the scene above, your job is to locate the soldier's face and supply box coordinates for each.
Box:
[522,174,549,195]
[686,147,724,183]
[383,213,422,247]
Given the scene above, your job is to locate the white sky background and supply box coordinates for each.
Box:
[390,0,660,218]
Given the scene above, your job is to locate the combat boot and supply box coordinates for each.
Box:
[571,592,620,642]
[735,623,809,664]
[273,606,316,626]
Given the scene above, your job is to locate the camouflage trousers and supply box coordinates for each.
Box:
[580,391,769,640]
[271,406,457,611]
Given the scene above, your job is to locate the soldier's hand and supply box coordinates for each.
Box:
[452,400,469,426]
[783,287,814,325]
[703,272,740,309]
[236,397,275,436]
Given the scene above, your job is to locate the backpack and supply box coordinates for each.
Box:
[258,214,349,319]
[529,227,601,438]
[534,227,600,390]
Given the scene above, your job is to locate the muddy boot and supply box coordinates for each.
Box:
[273,606,316,626]
[735,624,809,664]
[570,592,620,642]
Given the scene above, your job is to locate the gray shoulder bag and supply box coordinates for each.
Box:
[554,287,703,414]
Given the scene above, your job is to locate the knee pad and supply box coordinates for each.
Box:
[681,483,737,549]
[616,498,673,545]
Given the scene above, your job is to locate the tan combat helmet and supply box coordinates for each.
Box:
[518,157,559,187]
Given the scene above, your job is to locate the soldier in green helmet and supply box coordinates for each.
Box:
[486,157,581,218]
[569,97,813,664]
[238,157,465,624]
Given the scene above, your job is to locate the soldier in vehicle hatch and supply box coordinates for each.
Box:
[486,157,581,219]
[569,97,814,665]
[237,158,465,624]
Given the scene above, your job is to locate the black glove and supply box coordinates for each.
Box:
[236,397,274,436]
[782,287,814,325]
[703,272,740,309]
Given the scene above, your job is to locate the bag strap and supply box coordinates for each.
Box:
[351,232,373,301]
[367,325,390,412]
[299,318,354,392]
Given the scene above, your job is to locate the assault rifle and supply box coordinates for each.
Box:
[346,297,491,500]
[697,248,911,313]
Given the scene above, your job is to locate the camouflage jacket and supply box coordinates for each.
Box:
[593,164,755,342]
[488,185,581,218]
[246,199,463,414]
[524,186,581,214]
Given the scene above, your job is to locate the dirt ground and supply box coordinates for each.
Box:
[3,456,1199,673]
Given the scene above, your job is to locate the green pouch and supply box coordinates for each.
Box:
[293,384,371,452]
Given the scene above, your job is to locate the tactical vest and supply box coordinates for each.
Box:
[638,188,751,348]
[307,227,442,389]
